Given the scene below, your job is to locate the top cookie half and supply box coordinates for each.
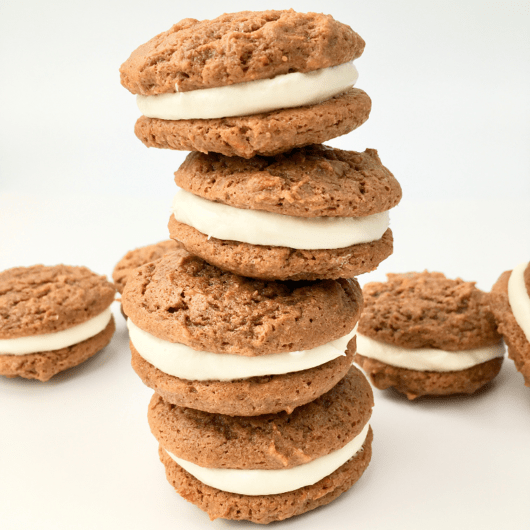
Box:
[120,10,371,158]
[120,10,364,95]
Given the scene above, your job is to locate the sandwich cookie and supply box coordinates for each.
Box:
[0,265,116,381]
[354,272,504,399]
[489,261,530,386]
[169,145,401,281]
[122,248,363,415]
[148,366,373,524]
[120,10,371,158]
[112,239,182,295]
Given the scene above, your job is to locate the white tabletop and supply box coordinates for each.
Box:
[1,1,529,528]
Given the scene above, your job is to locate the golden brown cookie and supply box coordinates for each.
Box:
[149,366,373,523]
[355,354,503,400]
[130,338,355,416]
[124,249,363,414]
[122,249,362,355]
[169,144,399,280]
[158,430,372,524]
[355,271,504,399]
[112,240,182,294]
[358,272,500,350]
[175,145,402,218]
[121,10,370,157]
[489,263,530,386]
[169,218,393,281]
[120,10,365,95]
[0,319,115,381]
[0,265,116,381]
[134,89,371,158]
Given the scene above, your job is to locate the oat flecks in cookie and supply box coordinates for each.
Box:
[122,249,362,355]
[112,240,183,294]
[358,271,501,351]
[0,264,115,339]
[120,10,365,95]
[148,366,373,470]
[135,88,371,158]
[489,265,530,385]
[175,145,402,218]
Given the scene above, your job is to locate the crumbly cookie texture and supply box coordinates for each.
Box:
[175,145,401,218]
[0,264,115,339]
[120,10,364,95]
[112,240,182,294]
[134,88,371,158]
[355,354,503,400]
[148,366,373,470]
[131,338,355,416]
[169,217,393,281]
[358,271,501,351]
[122,249,362,355]
[0,318,115,381]
[158,428,372,524]
[489,265,530,385]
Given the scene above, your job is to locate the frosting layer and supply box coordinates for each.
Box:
[356,333,504,372]
[137,62,358,120]
[128,319,355,381]
[166,422,369,495]
[0,308,113,355]
[172,191,389,250]
[508,261,530,342]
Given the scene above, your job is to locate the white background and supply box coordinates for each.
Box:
[0,1,529,529]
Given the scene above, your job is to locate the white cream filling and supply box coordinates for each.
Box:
[356,333,504,372]
[508,261,530,343]
[166,422,369,496]
[137,61,358,120]
[0,308,112,355]
[172,191,389,250]
[128,318,355,381]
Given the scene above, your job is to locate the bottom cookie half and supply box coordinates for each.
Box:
[355,354,503,400]
[169,216,393,281]
[131,339,355,416]
[0,318,115,382]
[157,427,373,524]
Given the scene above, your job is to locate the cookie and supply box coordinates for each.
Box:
[489,262,530,386]
[354,271,504,399]
[122,249,363,415]
[120,10,371,157]
[0,265,116,381]
[112,240,182,294]
[134,89,371,158]
[130,338,355,416]
[120,11,365,95]
[148,366,373,523]
[169,145,399,280]
[122,249,362,355]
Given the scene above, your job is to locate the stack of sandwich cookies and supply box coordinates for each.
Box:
[489,261,530,386]
[169,145,401,280]
[0,265,115,381]
[119,9,391,523]
[148,366,373,524]
[120,10,370,158]
[122,249,363,416]
[355,272,505,399]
